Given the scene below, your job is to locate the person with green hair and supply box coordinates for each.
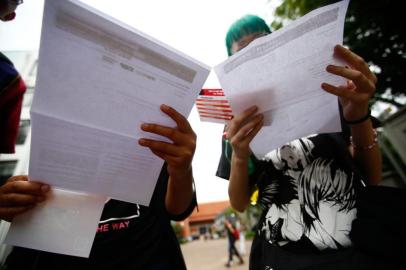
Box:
[216,14,383,269]
[225,14,271,57]
[217,14,271,186]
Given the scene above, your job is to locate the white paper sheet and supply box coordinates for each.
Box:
[29,0,210,204]
[5,188,106,258]
[214,0,349,158]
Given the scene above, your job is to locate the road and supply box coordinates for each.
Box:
[181,238,251,270]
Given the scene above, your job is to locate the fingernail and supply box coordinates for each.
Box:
[161,104,170,110]
[326,65,333,71]
[41,185,50,192]
[141,123,149,130]
[138,139,147,145]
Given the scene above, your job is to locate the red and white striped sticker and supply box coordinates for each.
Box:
[196,89,233,124]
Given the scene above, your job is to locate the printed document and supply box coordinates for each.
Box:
[214,0,349,157]
[5,188,106,257]
[29,0,210,204]
[7,0,209,258]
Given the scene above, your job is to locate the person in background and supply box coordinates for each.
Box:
[0,0,49,219]
[1,0,27,155]
[216,14,383,269]
[224,216,244,267]
[236,218,246,255]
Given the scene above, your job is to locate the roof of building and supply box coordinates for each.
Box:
[187,200,230,223]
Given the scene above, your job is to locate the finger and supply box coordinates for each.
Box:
[334,45,377,83]
[0,205,35,221]
[160,104,193,133]
[243,118,264,143]
[347,80,356,90]
[321,83,367,102]
[6,175,29,182]
[141,123,180,143]
[139,139,180,156]
[326,65,375,94]
[0,193,45,206]
[232,114,264,143]
[151,150,189,169]
[228,106,258,137]
[1,181,50,196]
[150,149,167,161]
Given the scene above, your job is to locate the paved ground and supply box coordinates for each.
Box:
[181,238,251,270]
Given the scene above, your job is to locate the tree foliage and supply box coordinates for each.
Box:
[271,0,406,106]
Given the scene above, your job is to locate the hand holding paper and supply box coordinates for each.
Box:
[215,0,350,157]
[225,106,263,161]
[5,188,106,258]
[6,0,209,259]
[0,175,49,222]
[322,44,377,122]
[139,104,196,214]
[29,0,209,205]
[139,104,196,177]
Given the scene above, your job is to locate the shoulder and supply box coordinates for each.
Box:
[0,52,13,64]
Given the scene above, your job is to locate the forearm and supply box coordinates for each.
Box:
[228,155,251,212]
[165,167,194,216]
[350,119,382,185]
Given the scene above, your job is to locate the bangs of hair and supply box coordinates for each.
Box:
[225,14,271,56]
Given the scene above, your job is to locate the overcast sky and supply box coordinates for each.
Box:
[0,0,280,203]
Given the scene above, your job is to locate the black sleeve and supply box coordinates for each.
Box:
[216,137,231,180]
[169,189,197,221]
[149,164,169,215]
[215,136,265,188]
[338,101,351,146]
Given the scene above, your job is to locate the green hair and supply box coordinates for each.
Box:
[225,14,271,56]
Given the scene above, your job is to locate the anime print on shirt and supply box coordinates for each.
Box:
[257,135,359,250]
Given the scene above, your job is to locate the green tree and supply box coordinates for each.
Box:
[271,0,406,107]
[171,222,186,244]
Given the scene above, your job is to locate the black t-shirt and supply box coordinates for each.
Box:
[5,165,196,270]
[217,133,366,269]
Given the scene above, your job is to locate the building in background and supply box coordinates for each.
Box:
[180,200,230,240]
[379,106,406,186]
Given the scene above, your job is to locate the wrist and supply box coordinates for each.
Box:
[343,108,370,125]
[350,129,378,151]
[168,165,192,181]
[231,154,249,166]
